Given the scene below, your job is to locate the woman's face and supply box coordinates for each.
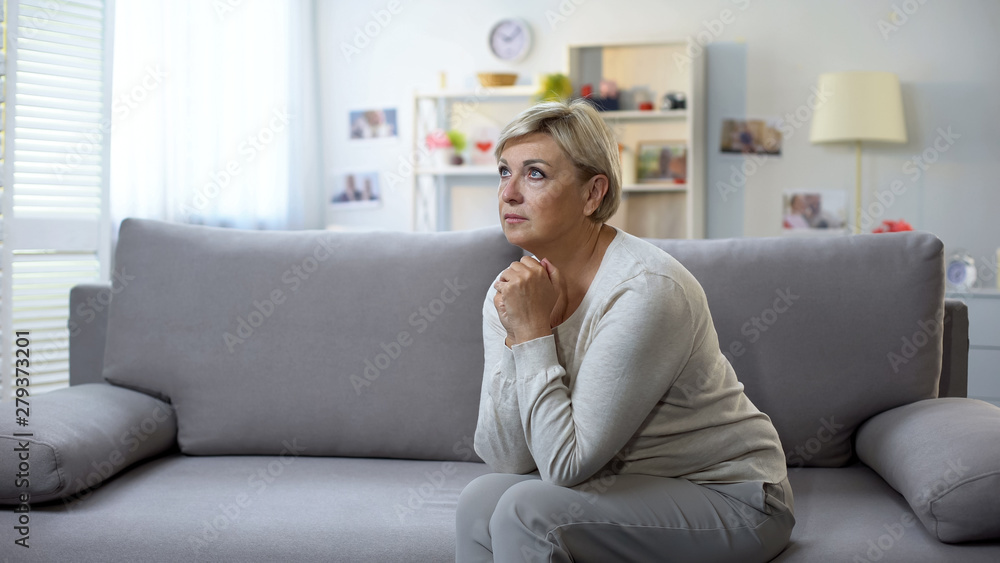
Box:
[497,132,597,250]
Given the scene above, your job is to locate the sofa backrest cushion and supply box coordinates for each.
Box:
[103,219,523,460]
[646,232,944,467]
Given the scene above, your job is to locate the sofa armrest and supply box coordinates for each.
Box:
[0,384,176,505]
[69,283,113,386]
[856,398,1000,543]
[940,299,969,398]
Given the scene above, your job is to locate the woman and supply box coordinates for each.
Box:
[455,100,794,563]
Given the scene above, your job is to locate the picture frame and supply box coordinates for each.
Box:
[781,189,847,235]
[636,140,687,183]
[719,118,783,155]
[348,108,397,140]
[328,172,381,211]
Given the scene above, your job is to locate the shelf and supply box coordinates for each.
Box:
[414,169,688,192]
[947,287,1000,298]
[623,183,687,193]
[415,85,538,100]
[416,165,498,176]
[414,40,704,236]
[598,109,687,120]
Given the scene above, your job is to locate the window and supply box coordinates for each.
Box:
[0,0,114,400]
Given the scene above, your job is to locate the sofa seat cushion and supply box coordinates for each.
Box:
[24,454,494,562]
[776,464,1000,562]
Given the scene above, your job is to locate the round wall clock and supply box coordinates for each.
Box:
[488,18,532,62]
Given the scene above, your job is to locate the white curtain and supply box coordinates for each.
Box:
[109,0,323,233]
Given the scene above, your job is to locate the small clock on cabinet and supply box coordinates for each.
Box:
[946,251,977,291]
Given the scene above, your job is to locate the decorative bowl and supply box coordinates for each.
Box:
[477,72,518,87]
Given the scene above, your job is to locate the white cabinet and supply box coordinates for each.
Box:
[949,289,1000,407]
[411,41,705,239]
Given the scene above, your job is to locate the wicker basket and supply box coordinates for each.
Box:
[477,73,518,87]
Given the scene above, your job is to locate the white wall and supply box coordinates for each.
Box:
[317,0,1000,281]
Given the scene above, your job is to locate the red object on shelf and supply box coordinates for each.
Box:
[638,101,654,111]
[581,84,593,98]
[475,141,493,152]
[872,219,914,233]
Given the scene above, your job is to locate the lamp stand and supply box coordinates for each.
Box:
[854,140,862,235]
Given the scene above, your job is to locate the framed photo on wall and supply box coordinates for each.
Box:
[329,171,381,209]
[719,118,783,155]
[781,189,847,235]
[636,141,687,183]
[348,108,397,140]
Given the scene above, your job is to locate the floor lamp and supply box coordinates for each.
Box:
[809,71,907,234]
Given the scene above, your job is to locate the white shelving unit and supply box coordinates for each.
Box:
[569,41,705,239]
[411,86,534,232]
[411,40,705,238]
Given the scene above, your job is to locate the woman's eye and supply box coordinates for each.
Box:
[528,169,544,179]
[499,167,510,177]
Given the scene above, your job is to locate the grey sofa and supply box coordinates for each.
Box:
[2,218,999,562]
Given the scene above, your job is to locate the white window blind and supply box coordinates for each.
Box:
[0,0,114,401]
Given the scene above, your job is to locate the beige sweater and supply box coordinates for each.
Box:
[475,227,787,488]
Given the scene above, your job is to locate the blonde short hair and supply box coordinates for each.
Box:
[495,100,621,223]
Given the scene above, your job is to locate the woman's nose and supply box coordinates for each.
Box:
[500,177,523,204]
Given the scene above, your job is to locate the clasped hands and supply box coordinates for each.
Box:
[494,257,569,348]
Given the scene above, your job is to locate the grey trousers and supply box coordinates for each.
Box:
[455,472,795,563]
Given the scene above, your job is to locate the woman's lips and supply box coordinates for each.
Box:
[504,213,527,224]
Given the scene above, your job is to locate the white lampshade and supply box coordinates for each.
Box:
[810,71,907,144]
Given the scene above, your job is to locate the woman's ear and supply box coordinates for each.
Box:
[583,175,609,217]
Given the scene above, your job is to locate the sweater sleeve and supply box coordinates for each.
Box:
[511,272,699,487]
[473,286,537,474]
